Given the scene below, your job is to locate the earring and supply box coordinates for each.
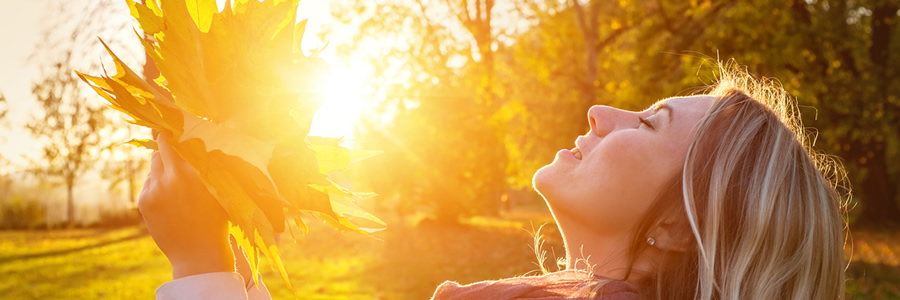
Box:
[647,237,656,246]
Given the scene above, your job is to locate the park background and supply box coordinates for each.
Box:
[0,0,898,298]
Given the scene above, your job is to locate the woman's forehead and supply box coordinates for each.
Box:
[657,96,713,113]
[657,95,714,108]
[656,96,714,127]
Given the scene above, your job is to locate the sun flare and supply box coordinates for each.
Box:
[309,64,366,139]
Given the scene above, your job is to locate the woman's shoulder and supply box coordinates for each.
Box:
[431,270,638,300]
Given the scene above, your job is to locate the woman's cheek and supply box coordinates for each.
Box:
[595,137,648,176]
[595,137,661,196]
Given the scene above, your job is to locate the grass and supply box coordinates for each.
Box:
[0,213,558,300]
[0,226,170,299]
[845,229,900,299]
[261,212,560,299]
[0,214,898,299]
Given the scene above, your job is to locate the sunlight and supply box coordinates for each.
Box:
[308,64,365,139]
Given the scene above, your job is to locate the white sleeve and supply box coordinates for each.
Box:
[156,272,272,300]
[247,274,273,300]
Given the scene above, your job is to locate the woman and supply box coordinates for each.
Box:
[140,65,848,299]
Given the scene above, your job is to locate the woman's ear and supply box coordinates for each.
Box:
[649,216,693,252]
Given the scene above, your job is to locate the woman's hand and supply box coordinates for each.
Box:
[139,132,235,279]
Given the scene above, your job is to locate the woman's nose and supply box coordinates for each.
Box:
[587,105,631,137]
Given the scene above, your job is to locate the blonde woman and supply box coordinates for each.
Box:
[139,64,848,299]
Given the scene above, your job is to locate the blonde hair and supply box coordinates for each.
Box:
[611,63,849,299]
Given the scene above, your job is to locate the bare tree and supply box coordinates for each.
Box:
[0,94,9,200]
[0,94,7,121]
[26,0,140,225]
[101,127,150,207]
[27,61,107,225]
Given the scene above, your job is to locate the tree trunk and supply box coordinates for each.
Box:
[463,0,505,217]
[855,2,900,227]
[66,184,75,226]
[571,0,599,109]
[128,159,136,206]
[855,141,900,226]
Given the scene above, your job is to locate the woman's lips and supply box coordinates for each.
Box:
[571,147,582,160]
[573,137,587,160]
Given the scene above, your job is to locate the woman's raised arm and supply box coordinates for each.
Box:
[139,132,271,300]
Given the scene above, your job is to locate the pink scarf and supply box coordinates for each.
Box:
[431,270,639,300]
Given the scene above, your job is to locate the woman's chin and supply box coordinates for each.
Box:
[532,164,557,197]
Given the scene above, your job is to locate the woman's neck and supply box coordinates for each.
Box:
[556,217,653,282]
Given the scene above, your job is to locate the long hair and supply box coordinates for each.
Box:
[622,64,850,299]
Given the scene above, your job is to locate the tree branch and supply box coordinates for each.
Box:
[570,0,588,33]
[656,0,673,32]
[414,0,450,63]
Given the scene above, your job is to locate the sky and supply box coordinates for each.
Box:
[0,0,361,173]
[0,1,45,171]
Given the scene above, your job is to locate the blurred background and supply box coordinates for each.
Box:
[0,0,898,299]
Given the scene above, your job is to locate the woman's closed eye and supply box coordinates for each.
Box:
[639,116,655,130]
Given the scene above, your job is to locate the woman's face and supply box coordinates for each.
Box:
[533,96,713,235]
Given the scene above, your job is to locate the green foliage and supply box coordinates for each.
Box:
[618,0,900,224]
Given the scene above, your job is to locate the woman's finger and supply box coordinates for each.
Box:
[138,154,160,212]
[149,149,164,177]
[157,132,192,173]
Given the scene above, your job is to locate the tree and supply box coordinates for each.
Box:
[626,0,900,225]
[27,61,107,225]
[26,0,140,225]
[97,0,158,209]
[330,0,527,222]
[501,0,899,225]
[568,0,641,109]
[0,94,8,199]
[101,127,150,207]
[0,94,7,121]
[846,0,899,225]
[333,0,899,225]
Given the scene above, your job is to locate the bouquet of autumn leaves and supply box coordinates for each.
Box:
[76,0,384,289]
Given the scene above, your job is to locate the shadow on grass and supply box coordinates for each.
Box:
[0,228,149,265]
[0,225,167,299]
[0,258,146,297]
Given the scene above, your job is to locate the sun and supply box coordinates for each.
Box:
[308,64,365,140]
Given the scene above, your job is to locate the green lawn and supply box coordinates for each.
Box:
[0,215,897,299]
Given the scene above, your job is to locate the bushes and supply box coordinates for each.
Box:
[0,196,46,229]
[0,195,142,229]
[92,207,142,228]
